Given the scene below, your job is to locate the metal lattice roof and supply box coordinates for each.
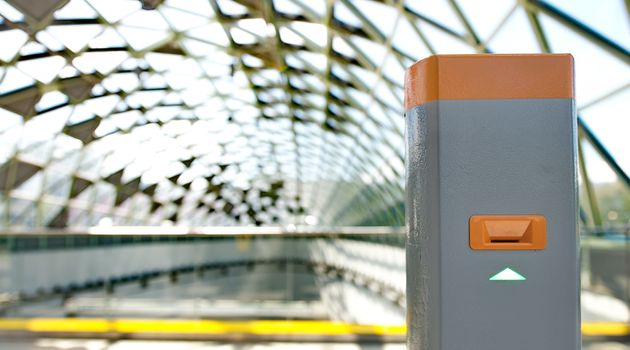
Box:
[0,0,628,228]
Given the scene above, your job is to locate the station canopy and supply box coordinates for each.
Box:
[0,0,628,229]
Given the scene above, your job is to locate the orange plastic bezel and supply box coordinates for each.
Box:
[469,215,547,250]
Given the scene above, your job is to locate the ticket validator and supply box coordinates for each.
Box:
[405,55,579,350]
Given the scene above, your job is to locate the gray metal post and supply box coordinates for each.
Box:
[405,54,579,350]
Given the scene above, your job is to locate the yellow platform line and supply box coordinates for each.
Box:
[0,319,406,336]
[582,322,630,337]
[0,319,626,337]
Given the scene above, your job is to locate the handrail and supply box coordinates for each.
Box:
[0,226,406,236]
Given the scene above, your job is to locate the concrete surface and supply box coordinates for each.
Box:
[0,339,628,350]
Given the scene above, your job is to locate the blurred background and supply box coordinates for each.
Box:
[0,0,628,349]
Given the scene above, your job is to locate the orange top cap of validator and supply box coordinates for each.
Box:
[404,54,574,110]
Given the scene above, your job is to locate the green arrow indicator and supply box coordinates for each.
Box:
[489,267,526,281]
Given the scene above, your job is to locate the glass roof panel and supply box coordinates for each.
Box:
[457,0,516,41]
[405,0,465,35]
[580,88,630,175]
[548,0,629,51]
[540,13,630,106]
[486,7,540,54]
[0,29,28,62]
[54,0,96,19]
[47,24,104,53]
[0,0,23,21]
[18,56,66,83]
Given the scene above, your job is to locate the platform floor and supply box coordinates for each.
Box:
[0,339,628,350]
[4,266,324,319]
